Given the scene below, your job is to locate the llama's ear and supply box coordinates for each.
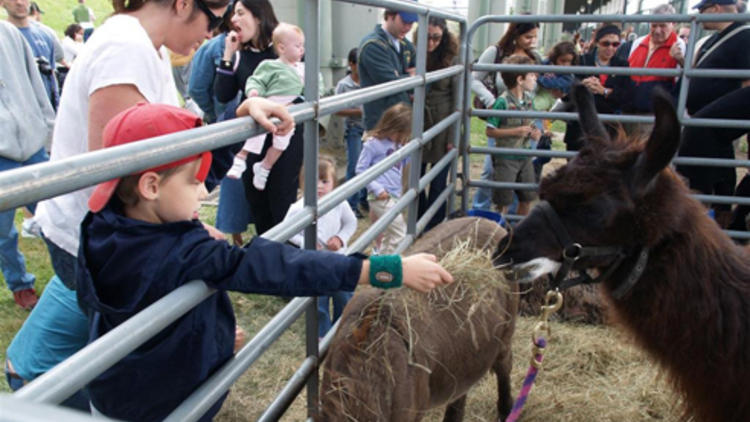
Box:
[571,82,609,147]
[631,88,681,196]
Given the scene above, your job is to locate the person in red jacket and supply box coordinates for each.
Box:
[627,3,685,113]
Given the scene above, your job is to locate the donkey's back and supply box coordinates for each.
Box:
[320,217,518,422]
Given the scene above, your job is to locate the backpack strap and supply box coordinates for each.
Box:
[694,25,750,68]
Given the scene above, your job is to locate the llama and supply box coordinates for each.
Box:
[497,84,750,422]
[319,217,519,422]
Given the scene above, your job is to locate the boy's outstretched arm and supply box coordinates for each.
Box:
[357,253,454,292]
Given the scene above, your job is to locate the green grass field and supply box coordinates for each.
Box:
[1,0,113,36]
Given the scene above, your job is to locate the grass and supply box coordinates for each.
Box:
[0,0,114,37]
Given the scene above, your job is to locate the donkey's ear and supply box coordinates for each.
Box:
[571,82,609,147]
[631,88,681,196]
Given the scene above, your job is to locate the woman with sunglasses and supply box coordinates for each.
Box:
[563,23,633,151]
[415,16,459,230]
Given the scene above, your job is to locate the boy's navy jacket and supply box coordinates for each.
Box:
[76,206,362,421]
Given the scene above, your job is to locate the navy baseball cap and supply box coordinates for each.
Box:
[693,0,735,10]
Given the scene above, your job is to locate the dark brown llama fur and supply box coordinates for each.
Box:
[499,85,750,422]
[319,217,519,422]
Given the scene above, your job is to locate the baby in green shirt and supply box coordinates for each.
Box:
[227,23,307,190]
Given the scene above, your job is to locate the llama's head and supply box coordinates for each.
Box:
[496,84,682,297]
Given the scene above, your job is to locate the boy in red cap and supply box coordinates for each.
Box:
[75,103,452,421]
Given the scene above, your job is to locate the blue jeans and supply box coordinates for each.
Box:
[472,138,495,211]
[344,124,367,210]
[0,148,48,292]
[317,291,353,337]
[216,177,254,234]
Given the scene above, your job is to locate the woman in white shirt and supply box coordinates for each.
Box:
[36,0,292,289]
[61,23,83,64]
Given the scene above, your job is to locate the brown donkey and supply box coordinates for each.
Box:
[319,217,518,422]
[498,84,750,422]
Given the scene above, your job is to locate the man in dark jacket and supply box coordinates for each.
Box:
[358,6,417,130]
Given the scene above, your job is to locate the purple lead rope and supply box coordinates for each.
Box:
[504,337,547,422]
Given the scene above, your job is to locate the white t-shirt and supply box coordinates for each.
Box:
[61,36,83,63]
[283,199,357,253]
[35,14,179,256]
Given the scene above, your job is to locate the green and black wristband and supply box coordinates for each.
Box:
[368,255,403,289]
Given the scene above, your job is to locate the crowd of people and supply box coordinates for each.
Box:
[470,0,749,232]
[0,0,748,419]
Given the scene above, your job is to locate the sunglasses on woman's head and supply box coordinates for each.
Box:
[599,41,621,48]
[195,0,223,31]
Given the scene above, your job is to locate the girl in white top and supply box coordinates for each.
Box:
[34,0,293,289]
[282,156,357,337]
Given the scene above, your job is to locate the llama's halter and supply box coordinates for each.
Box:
[537,201,649,300]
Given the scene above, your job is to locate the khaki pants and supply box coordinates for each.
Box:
[368,196,406,254]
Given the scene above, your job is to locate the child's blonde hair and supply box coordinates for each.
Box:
[272,22,304,54]
[366,103,412,145]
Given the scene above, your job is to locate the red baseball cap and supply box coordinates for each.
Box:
[88,102,212,212]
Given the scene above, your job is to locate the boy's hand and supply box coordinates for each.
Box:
[401,253,454,292]
[236,97,295,136]
[247,89,259,98]
[326,236,343,251]
[516,126,533,138]
[234,326,246,354]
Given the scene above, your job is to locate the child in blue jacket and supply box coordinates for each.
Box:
[75,103,452,422]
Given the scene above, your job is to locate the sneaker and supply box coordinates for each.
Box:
[13,288,38,310]
[252,162,270,190]
[226,156,247,180]
[359,202,370,213]
[21,218,42,238]
[353,208,364,219]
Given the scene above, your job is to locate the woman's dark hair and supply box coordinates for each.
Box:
[236,0,278,49]
[64,23,83,39]
[420,16,458,71]
[594,23,621,42]
[547,41,578,66]
[113,0,229,14]
[347,47,358,64]
[497,20,539,59]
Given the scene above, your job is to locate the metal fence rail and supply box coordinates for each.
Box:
[461,13,750,241]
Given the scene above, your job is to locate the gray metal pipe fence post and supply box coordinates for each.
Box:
[303,0,321,418]
[407,12,428,239]
[450,20,467,216]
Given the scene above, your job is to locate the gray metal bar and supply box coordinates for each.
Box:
[257,356,318,422]
[424,65,463,83]
[332,0,465,22]
[302,0,321,418]
[394,233,415,255]
[450,20,467,216]
[470,146,577,159]
[15,280,214,404]
[676,19,698,120]
[471,109,750,129]
[0,395,118,422]
[407,12,428,243]
[347,189,419,254]
[692,194,750,207]
[417,182,456,234]
[469,13,750,26]
[672,156,750,168]
[164,297,313,422]
[460,20,473,213]
[472,63,750,79]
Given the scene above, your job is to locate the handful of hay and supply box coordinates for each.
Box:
[352,240,514,371]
